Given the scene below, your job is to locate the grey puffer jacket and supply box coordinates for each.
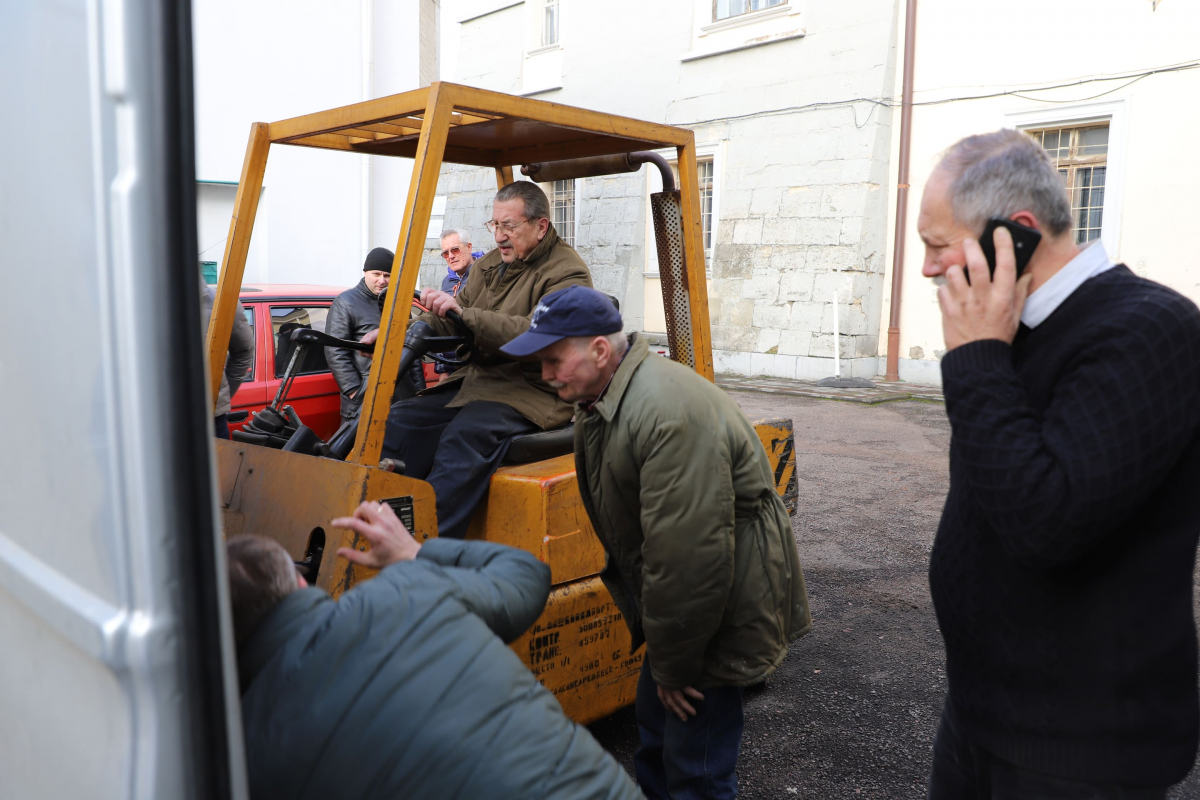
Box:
[239,538,644,800]
[201,281,254,417]
[324,279,382,417]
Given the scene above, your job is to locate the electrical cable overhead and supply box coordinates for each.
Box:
[677,59,1200,128]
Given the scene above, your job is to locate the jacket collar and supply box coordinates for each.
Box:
[580,333,648,423]
[480,224,561,278]
[355,277,379,300]
[237,587,330,692]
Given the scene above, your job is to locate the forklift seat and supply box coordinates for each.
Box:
[503,423,574,465]
[500,293,615,466]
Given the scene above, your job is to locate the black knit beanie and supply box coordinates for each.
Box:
[364,247,394,272]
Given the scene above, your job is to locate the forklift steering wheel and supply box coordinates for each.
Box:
[412,290,472,339]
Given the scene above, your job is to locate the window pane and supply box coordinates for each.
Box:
[1071,166,1104,244]
[271,306,330,378]
[1079,126,1109,156]
[542,0,558,46]
[551,179,575,247]
[242,306,256,380]
[1030,124,1108,243]
[698,160,714,250]
[715,0,782,20]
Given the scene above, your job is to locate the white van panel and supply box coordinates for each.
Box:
[0,0,245,797]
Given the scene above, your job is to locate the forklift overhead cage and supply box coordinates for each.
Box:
[206,82,798,723]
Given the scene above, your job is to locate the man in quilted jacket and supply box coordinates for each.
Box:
[228,501,642,800]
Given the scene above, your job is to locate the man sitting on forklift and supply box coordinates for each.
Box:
[379,181,591,539]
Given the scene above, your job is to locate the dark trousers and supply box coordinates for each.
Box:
[380,389,536,539]
[634,657,745,800]
[929,704,1168,800]
[214,415,230,439]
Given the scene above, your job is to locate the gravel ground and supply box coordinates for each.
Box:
[588,392,1200,799]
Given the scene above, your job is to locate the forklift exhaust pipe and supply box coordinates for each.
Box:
[521,151,675,191]
[522,151,694,371]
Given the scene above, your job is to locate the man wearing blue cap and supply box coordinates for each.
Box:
[502,285,811,800]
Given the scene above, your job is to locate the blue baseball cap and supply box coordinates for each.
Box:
[500,285,623,357]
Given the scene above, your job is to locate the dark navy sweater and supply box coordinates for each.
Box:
[932,265,1200,785]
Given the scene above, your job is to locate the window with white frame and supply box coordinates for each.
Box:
[542,0,560,47]
[550,179,575,246]
[714,0,785,21]
[670,158,716,250]
[1027,124,1109,244]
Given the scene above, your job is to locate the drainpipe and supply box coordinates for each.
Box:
[361,0,374,264]
[885,0,917,382]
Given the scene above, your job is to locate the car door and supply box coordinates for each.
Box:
[265,302,342,440]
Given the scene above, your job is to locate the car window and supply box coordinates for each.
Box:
[242,306,255,379]
[271,306,330,378]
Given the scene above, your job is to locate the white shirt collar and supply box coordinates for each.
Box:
[1021,240,1115,329]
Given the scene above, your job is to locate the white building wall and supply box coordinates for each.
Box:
[449,0,901,377]
[880,0,1200,385]
[192,0,430,288]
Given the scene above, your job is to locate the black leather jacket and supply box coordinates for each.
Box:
[325,279,381,417]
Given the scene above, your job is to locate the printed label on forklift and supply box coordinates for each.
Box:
[511,575,643,724]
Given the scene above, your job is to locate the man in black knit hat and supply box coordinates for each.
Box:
[919,129,1200,797]
[325,247,393,420]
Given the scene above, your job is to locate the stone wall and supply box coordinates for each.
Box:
[419,164,650,334]
[706,106,893,380]
[450,0,902,378]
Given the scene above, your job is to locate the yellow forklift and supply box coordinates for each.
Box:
[206,82,798,724]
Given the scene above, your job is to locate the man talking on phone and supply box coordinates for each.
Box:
[918,129,1200,797]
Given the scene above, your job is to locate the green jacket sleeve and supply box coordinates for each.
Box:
[459,265,590,354]
[636,414,736,689]
[415,538,551,643]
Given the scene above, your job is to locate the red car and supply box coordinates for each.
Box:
[226,284,440,441]
[226,285,346,441]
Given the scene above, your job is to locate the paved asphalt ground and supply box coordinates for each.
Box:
[588,392,1200,799]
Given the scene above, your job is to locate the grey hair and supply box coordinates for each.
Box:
[439,228,472,246]
[937,129,1073,238]
[495,181,551,222]
[570,331,628,356]
[226,535,299,647]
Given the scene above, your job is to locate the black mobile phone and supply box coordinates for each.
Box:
[969,217,1041,284]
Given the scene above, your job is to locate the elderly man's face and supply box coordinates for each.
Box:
[538,337,607,404]
[441,233,473,274]
[917,168,975,284]
[492,198,549,264]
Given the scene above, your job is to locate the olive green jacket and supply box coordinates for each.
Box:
[421,226,591,429]
[574,335,812,690]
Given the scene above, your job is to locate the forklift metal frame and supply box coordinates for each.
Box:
[202,83,798,724]
[205,81,716,465]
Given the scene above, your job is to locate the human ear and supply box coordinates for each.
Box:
[592,336,610,368]
[1009,210,1040,231]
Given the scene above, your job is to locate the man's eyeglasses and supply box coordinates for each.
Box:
[441,245,467,259]
[485,218,530,235]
